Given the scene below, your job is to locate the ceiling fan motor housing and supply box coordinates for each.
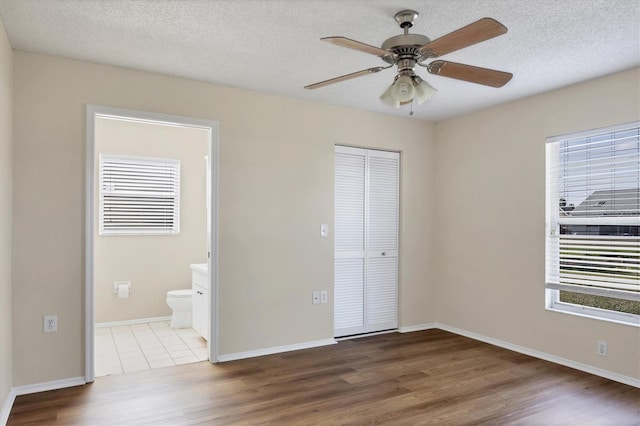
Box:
[381,33,431,72]
[382,9,431,74]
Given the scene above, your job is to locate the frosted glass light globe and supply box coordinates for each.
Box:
[393,75,415,102]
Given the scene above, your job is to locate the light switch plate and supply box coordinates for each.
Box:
[320,224,328,237]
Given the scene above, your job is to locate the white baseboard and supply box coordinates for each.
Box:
[398,323,437,333]
[335,329,398,341]
[436,323,640,389]
[13,376,86,397]
[1,388,16,426]
[218,338,337,362]
[95,316,171,328]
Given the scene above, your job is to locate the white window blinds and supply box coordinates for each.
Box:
[99,154,180,235]
[546,122,639,302]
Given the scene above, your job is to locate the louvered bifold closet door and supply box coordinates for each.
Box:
[366,150,399,332]
[334,146,399,337]
[334,146,366,337]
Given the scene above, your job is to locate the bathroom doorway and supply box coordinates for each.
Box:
[85,106,219,382]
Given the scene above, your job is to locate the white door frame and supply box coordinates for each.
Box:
[85,105,220,382]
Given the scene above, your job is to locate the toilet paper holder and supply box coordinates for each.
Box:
[113,281,131,298]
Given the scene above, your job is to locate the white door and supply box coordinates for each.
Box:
[334,146,399,337]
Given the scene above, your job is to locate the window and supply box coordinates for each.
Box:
[99,154,180,235]
[546,122,639,326]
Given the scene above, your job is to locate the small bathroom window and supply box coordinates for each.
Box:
[99,154,180,235]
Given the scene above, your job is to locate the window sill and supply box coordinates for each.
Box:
[546,303,640,328]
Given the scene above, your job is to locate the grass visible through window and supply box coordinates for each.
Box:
[560,291,640,315]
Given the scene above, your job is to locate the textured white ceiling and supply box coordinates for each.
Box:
[0,0,638,121]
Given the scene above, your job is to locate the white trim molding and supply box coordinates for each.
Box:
[435,323,640,389]
[335,329,398,341]
[1,388,16,426]
[95,316,172,328]
[217,339,337,362]
[85,104,221,383]
[398,323,437,333]
[3,377,86,420]
[13,377,86,396]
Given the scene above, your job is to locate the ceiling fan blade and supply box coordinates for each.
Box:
[419,18,507,58]
[321,36,396,59]
[304,66,387,90]
[427,60,512,87]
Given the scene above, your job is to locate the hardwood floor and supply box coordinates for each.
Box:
[8,329,640,425]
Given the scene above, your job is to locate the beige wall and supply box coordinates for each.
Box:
[94,117,208,323]
[11,47,636,390]
[434,68,640,379]
[12,52,436,386]
[0,16,13,415]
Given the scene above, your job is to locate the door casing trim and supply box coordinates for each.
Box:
[85,104,220,382]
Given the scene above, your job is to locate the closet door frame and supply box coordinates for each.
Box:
[334,145,399,337]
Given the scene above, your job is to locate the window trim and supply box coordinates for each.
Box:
[547,289,640,326]
[99,154,181,236]
[545,121,640,327]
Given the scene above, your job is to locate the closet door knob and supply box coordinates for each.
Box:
[382,252,387,256]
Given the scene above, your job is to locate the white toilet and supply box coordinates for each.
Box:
[166,289,193,329]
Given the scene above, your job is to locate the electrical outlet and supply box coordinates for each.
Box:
[597,340,607,356]
[44,315,58,333]
[320,290,328,304]
[312,291,320,304]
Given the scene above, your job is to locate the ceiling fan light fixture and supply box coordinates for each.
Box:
[392,75,415,103]
[380,83,400,108]
[380,74,436,108]
[412,76,438,105]
[380,75,416,107]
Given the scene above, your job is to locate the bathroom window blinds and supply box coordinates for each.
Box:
[545,122,639,306]
[99,154,180,235]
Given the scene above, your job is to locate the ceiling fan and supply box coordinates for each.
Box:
[305,10,513,109]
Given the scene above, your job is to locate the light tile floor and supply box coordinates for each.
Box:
[95,321,208,377]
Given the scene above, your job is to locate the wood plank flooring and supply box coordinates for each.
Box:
[8,329,640,425]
